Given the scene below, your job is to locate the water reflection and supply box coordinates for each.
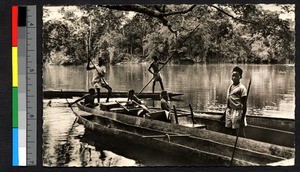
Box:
[79,131,205,166]
[43,64,295,166]
[43,99,140,167]
[44,64,295,118]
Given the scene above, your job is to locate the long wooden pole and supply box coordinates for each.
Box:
[137,23,201,96]
[230,79,251,166]
[88,58,102,77]
[142,134,190,138]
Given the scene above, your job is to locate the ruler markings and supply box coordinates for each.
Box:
[26,5,37,166]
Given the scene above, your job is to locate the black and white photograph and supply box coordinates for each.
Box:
[42,4,295,167]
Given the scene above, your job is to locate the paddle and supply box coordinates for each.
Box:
[62,89,76,113]
[132,100,151,113]
[137,23,201,96]
[230,79,251,166]
[115,101,129,112]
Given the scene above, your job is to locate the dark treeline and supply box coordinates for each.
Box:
[43,4,295,65]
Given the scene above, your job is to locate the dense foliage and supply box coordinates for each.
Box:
[43,4,295,65]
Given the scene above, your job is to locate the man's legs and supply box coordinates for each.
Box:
[96,88,100,103]
[159,79,164,91]
[152,81,156,93]
[232,110,243,136]
[103,84,112,102]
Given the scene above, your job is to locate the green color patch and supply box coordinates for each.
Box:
[13,87,18,128]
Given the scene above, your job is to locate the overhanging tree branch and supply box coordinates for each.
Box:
[101,4,280,36]
[209,5,278,35]
[100,4,197,34]
[163,5,197,16]
[209,5,258,25]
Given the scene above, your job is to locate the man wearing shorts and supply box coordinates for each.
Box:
[225,67,247,133]
[87,58,112,103]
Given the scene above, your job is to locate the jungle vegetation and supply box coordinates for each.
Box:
[43,4,295,65]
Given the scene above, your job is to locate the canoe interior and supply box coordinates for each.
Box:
[75,102,295,166]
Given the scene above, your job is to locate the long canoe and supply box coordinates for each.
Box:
[43,90,182,100]
[147,107,294,147]
[190,111,294,148]
[75,102,294,166]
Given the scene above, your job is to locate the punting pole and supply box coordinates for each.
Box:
[137,23,201,96]
[230,79,251,166]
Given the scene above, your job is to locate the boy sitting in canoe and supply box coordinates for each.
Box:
[126,89,150,117]
[69,88,98,108]
[224,66,247,134]
[127,89,142,105]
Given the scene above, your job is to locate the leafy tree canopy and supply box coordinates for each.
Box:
[43,4,295,65]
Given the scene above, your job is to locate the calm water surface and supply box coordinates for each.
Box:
[43,63,295,166]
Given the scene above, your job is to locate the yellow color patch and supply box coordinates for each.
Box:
[12,47,18,87]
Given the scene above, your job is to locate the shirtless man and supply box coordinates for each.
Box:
[148,55,165,93]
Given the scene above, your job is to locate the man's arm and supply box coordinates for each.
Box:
[161,101,170,111]
[86,58,95,70]
[69,95,87,106]
[241,96,247,119]
[148,62,154,74]
[133,95,142,104]
[159,61,165,65]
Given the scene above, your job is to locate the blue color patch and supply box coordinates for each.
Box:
[13,128,19,166]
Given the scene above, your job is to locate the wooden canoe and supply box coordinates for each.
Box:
[43,90,183,100]
[147,107,294,148]
[190,111,295,148]
[74,102,294,166]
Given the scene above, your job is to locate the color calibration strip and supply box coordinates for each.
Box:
[12,5,37,166]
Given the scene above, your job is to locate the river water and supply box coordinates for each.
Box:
[43,63,295,166]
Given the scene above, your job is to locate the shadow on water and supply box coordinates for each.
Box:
[79,129,217,166]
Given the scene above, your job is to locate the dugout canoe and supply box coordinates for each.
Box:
[190,111,294,148]
[148,107,294,147]
[74,102,294,166]
[43,90,182,100]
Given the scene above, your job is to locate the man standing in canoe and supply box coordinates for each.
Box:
[225,66,247,134]
[87,57,112,103]
[148,55,165,93]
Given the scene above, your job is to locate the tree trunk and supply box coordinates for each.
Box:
[130,38,133,55]
[203,48,208,64]
[85,38,89,59]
